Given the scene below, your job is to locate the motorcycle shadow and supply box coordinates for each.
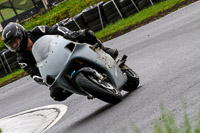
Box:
[122,85,143,100]
[67,86,142,131]
[68,103,113,130]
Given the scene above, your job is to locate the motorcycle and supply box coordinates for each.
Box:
[32,35,139,104]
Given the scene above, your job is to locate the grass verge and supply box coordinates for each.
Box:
[21,0,109,30]
[0,69,28,88]
[0,0,198,87]
[97,0,198,41]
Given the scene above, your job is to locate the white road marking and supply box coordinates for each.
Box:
[0,104,67,133]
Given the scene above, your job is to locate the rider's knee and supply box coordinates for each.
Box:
[50,87,73,101]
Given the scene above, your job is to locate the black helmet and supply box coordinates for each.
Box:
[2,22,28,52]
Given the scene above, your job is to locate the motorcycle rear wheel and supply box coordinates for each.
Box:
[122,67,140,92]
[75,72,122,104]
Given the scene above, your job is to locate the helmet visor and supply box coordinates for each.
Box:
[5,37,21,52]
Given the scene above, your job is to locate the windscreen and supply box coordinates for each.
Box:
[32,35,58,67]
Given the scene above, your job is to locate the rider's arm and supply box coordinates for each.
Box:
[29,25,84,43]
[29,25,74,37]
[17,53,40,77]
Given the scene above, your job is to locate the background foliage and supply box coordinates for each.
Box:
[0,0,109,50]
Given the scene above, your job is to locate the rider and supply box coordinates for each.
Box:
[2,22,118,101]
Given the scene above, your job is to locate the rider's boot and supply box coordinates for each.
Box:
[77,29,119,59]
[102,46,118,60]
[50,87,73,101]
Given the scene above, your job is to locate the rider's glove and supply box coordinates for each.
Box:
[77,29,97,45]
[63,29,97,44]
[63,31,82,42]
[33,75,46,85]
[78,29,95,37]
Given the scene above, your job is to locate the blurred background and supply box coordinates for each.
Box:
[0,0,64,31]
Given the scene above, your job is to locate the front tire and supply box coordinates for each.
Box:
[75,72,122,104]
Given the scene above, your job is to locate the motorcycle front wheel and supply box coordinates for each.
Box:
[75,72,122,104]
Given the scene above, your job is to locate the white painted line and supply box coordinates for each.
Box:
[0,104,67,133]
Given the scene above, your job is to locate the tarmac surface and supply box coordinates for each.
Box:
[1,1,200,132]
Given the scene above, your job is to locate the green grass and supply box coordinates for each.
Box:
[122,104,200,133]
[153,101,200,133]
[0,0,194,85]
[0,0,9,4]
[0,8,24,22]
[153,105,200,133]
[0,69,24,84]
[22,0,109,30]
[95,0,185,39]
[0,0,35,22]
[153,104,185,133]
[0,0,109,50]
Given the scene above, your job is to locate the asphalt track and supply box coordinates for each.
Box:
[1,1,200,133]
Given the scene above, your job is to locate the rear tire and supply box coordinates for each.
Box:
[75,72,122,104]
[122,67,139,92]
